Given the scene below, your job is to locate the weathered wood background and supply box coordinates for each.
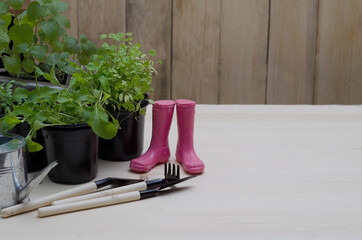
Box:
[61,0,362,104]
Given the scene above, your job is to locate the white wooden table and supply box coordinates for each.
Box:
[2,105,362,240]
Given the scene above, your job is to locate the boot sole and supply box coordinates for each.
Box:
[130,158,169,173]
[176,155,205,174]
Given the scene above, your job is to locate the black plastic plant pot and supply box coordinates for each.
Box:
[98,97,150,161]
[42,124,98,184]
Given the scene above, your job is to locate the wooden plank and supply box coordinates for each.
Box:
[220,0,269,104]
[78,0,126,46]
[267,0,318,104]
[126,0,172,100]
[62,0,78,38]
[172,0,220,103]
[315,0,362,104]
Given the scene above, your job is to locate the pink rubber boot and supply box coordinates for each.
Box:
[175,99,205,174]
[129,100,175,172]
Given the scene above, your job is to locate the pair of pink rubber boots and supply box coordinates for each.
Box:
[129,99,205,174]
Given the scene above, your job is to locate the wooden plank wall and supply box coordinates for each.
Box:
[62,0,362,104]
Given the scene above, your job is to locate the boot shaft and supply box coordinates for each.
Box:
[176,99,196,148]
[151,100,175,147]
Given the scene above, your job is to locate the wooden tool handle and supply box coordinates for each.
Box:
[38,191,141,217]
[1,182,98,218]
[52,181,148,206]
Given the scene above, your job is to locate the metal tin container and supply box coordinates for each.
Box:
[0,133,58,209]
[0,133,26,209]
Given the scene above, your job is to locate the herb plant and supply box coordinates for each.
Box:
[0,0,96,79]
[0,80,15,114]
[0,80,28,114]
[69,33,156,116]
[0,67,119,152]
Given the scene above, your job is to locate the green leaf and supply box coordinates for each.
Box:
[53,14,70,28]
[37,86,54,99]
[99,34,107,40]
[149,49,156,57]
[43,67,60,85]
[77,53,89,65]
[9,24,33,45]
[56,91,72,103]
[62,65,75,74]
[81,108,91,122]
[82,41,97,56]
[63,36,81,54]
[0,29,9,44]
[39,19,59,40]
[35,66,44,78]
[35,111,51,122]
[45,52,59,66]
[52,0,68,13]
[88,109,117,139]
[22,58,35,73]
[99,76,110,92]
[0,13,12,31]
[30,45,47,61]
[56,58,67,69]
[86,62,99,71]
[13,87,30,101]
[56,96,71,103]
[1,115,21,133]
[27,1,46,21]
[14,43,30,54]
[0,2,9,15]
[3,54,21,74]
[33,119,50,131]
[80,34,88,44]
[50,39,64,52]
[7,0,24,10]
[13,104,33,117]
[26,136,43,152]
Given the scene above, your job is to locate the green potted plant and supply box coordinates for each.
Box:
[0,0,96,83]
[0,80,48,172]
[69,32,157,161]
[0,0,97,173]
[0,67,119,184]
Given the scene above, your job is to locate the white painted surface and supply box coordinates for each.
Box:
[1,105,362,239]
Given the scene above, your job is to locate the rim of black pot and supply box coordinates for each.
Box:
[44,123,90,130]
[0,71,69,84]
[140,93,150,109]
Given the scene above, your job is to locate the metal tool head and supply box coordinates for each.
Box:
[164,163,181,181]
[110,177,144,185]
[95,177,144,189]
[159,176,196,190]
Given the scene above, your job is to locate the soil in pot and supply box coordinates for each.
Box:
[42,124,98,184]
[98,98,149,161]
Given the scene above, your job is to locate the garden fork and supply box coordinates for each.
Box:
[52,163,181,206]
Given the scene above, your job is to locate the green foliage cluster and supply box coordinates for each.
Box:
[0,0,96,77]
[0,80,15,114]
[0,67,119,152]
[70,33,156,115]
[0,32,157,152]
[0,80,28,114]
